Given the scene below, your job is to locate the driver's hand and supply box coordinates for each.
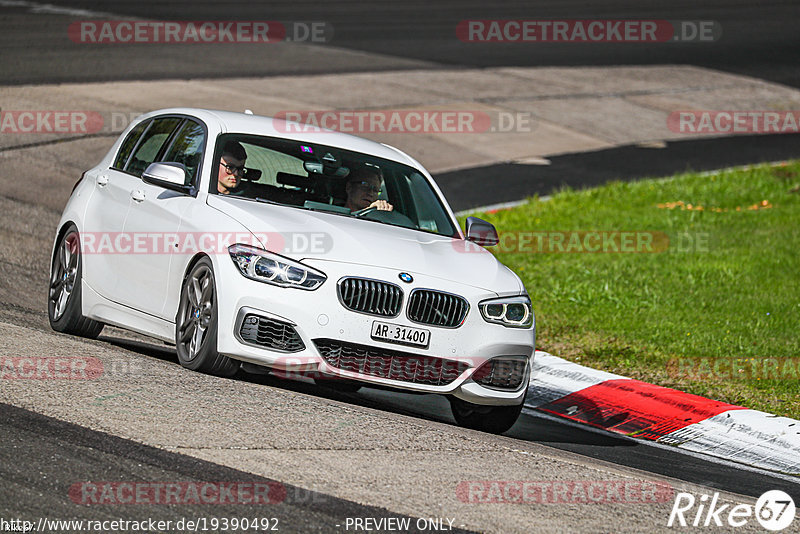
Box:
[369,200,393,211]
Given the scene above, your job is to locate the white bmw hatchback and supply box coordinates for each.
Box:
[49,108,535,433]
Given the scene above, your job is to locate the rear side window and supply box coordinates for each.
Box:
[113,120,148,170]
[124,117,182,177]
[162,120,206,185]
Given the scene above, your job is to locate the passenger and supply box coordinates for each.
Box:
[344,165,393,212]
[217,140,249,195]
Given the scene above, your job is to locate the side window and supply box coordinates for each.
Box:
[113,120,149,170]
[162,120,206,185]
[124,117,182,177]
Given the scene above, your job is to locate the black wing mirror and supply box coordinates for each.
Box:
[465,216,499,246]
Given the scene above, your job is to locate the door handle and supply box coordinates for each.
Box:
[96,175,109,187]
[131,190,146,203]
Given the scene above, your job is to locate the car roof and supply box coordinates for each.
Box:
[139,107,417,167]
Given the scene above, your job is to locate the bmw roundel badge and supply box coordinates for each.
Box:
[399,272,413,283]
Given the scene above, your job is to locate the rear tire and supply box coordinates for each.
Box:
[449,396,525,434]
[48,225,103,338]
[175,258,239,377]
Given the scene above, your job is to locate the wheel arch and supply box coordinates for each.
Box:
[48,219,104,338]
[181,252,214,285]
[174,252,214,319]
[51,220,79,265]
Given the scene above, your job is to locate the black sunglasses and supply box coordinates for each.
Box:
[220,161,246,175]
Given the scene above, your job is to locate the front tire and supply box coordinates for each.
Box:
[48,225,103,338]
[449,396,525,434]
[175,258,239,377]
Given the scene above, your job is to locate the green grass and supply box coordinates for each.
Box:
[465,161,800,418]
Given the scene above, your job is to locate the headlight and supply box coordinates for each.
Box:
[228,244,326,290]
[479,295,533,328]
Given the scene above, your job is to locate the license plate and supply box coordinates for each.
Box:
[371,321,430,348]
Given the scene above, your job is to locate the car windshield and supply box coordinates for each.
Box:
[211,133,459,238]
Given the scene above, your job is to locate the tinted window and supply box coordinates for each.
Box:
[161,120,206,185]
[124,117,182,177]
[113,120,148,170]
[211,134,458,238]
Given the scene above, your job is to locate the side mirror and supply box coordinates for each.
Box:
[142,162,193,194]
[465,216,499,246]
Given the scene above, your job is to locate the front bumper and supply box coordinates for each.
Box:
[214,258,535,406]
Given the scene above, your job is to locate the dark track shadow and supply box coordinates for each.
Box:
[98,334,178,364]
[95,332,800,501]
[97,333,643,448]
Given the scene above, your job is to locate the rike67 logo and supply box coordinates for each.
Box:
[668,490,796,531]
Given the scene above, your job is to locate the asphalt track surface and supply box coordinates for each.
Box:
[2,1,800,532]
[1,310,798,527]
[441,132,800,211]
[77,332,800,504]
[1,403,469,534]
[2,1,799,88]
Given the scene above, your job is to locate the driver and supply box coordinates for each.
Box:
[217,140,250,195]
[344,164,393,212]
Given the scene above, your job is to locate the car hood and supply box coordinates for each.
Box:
[207,195,524,294]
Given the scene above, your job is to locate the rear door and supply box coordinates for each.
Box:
[82,118,151,300]
[118,117,207,318]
